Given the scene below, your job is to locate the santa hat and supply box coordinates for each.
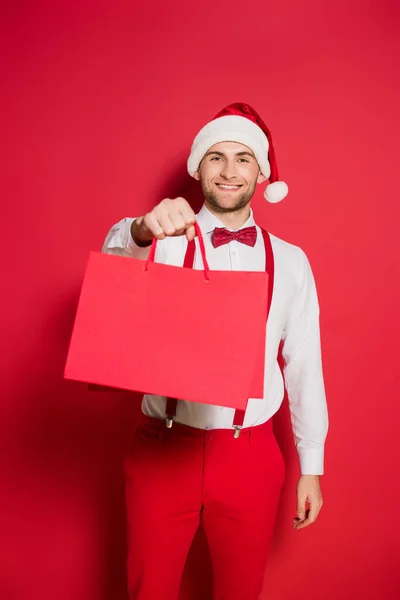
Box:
[187,102,288,203]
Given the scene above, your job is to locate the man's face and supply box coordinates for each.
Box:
[193,141,266,213]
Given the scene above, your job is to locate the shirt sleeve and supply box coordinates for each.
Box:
[101,217,152,259]
[281,248,329,476]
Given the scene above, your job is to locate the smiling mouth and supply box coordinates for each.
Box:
[215,184,243,191]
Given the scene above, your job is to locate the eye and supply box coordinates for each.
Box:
[210,156,221,161]
[238,158,249,163]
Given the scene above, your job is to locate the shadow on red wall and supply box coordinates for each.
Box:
[1,165,295,600]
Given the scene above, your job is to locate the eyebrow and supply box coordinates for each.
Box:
[205,150,255,158]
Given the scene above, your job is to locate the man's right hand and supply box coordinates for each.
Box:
[131,198,196,247]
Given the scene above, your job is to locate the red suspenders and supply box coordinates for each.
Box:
[165,228,275,437]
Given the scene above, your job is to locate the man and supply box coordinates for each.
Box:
[102,103,329,600]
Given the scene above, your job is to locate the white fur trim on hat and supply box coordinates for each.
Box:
[187,115,271,178]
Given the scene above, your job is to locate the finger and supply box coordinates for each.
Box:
[294,519,311,529]
[292,514,307,523]
[157,212,176,237]
[143,213,165,239]
[293,502,321,529]
[179,203,196,227]
[292,516,307,527]
[307,497,320,523]
[186,224,196,241]
[293,509,312,529]
[294,514,316,529]
[296,497,307,520]
[169,212,187,234]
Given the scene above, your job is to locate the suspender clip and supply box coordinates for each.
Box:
[233,426,242,439]
[166,416,174,429]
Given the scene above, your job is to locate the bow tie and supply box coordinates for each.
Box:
[211,225,257,248]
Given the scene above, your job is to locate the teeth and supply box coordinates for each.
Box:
[219,185,240,189]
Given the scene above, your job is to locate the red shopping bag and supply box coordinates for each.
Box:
[64,223,269,409]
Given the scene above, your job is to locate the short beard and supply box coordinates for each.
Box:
[201,181,257,214]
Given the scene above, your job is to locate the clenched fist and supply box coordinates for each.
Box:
[131,198,196,247]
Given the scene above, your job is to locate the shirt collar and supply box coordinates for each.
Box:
[196,203,256,234]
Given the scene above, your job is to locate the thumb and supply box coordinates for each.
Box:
[297,497,307,519]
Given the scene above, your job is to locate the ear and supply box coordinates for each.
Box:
[257,171,267,184]
[193,170,201,181]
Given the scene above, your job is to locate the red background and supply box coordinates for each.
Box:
[1,1,399,599]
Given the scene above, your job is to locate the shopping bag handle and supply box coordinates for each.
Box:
[144,221,210,281]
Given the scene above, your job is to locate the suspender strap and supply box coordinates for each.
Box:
[166,229,275,435]
[232,229,275,434]
[165,396,178,428]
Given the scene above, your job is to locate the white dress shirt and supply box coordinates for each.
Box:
[102,204,329,475]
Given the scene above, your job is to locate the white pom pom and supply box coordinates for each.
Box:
[264,181,289,203]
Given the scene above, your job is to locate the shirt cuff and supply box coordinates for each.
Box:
[297,448,325,475]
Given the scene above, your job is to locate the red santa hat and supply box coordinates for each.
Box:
[187,102,288,203]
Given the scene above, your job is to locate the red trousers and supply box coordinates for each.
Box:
[124,414,286,600]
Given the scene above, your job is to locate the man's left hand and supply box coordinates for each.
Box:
[292,475,323,530]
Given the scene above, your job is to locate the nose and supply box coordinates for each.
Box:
[219,159,238,180]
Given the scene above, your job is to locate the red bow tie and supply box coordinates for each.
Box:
[211,225,257,248]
